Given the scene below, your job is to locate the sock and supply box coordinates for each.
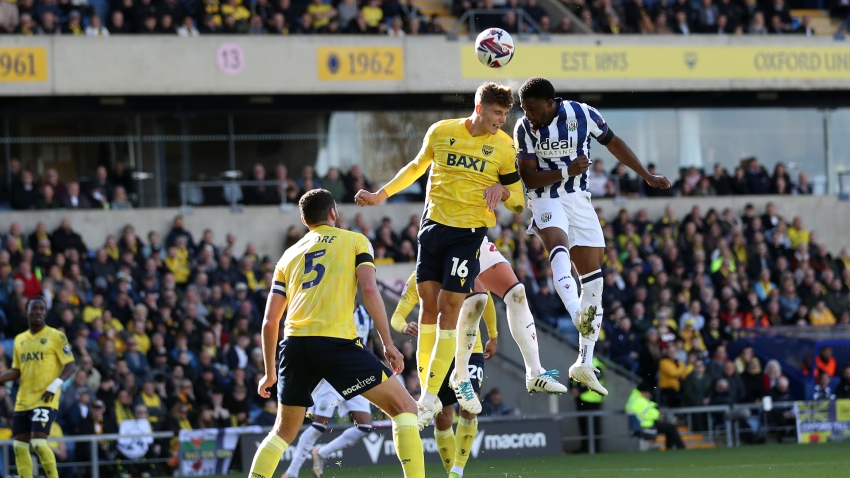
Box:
[286,422,326,476]
[434,427,456,473]
[417,323,437,392]
[578,270,604,365]
[31,439,57,478]
[504,283,544,377]
[425,328,457,395]
[453,416,478,473]
[318,424,371,458]
[14,440,33,478]
[249,433,288,478]
[453,293,487,382]
[549,246,582,321]
[392,412,425,478]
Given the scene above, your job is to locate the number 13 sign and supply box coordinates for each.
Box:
[217,43,244,76]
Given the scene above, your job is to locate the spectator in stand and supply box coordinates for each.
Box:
[11,171,39,210]
[749,11,767,33]
[658,344,689,406]
[361,0,384,29]
[481,388,512,416]
[792,172,813,195]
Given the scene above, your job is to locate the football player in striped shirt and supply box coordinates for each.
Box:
[515,77,671,396]
[356,82,566,428]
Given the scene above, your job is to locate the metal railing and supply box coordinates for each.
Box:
[448,9,552,40]
[0,431,174,478]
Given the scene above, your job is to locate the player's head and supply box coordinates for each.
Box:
[26,296,47,326]
[299,188,339,228]
[518,77,557,131]
[473,82,513,135]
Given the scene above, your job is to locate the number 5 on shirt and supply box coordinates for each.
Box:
[302,250,326,289]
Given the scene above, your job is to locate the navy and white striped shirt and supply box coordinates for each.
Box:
[514,98,610,199]
[353,304,373,345]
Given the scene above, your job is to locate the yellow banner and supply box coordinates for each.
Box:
[317,47,403,81]
[461,45,850,80]
[0,47,48,83]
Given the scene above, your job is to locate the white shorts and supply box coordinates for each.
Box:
[309,379,371,417]
[479,237,509,272]
[526,191,605,248]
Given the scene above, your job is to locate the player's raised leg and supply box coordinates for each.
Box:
[475,249,568,394]
[451,292,488,414]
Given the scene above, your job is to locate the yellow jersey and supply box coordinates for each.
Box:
[390,272,497,353]
[383,119,525,229]
[11,326,75,412]
[273,225,375,339]
[307,3,333,27]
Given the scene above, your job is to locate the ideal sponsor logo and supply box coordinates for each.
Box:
[341,376,376,397]
[536,139,574,158]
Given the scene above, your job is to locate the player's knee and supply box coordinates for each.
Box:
[434,409,453,430]
[31,438,51,456]
[459,407,477,420]
[386,392,417,417]
[505,282,526,306]
[461,293,488,321]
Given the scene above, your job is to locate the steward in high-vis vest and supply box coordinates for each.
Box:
[625,387,685,450]
[573,357,604,453]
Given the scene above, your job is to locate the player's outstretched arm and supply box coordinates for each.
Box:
[356,264,404,374]
[605,134,671,190]
[257,291,287,399]
[0,368,20,385]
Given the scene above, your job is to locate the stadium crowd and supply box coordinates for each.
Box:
[0,0,836,36]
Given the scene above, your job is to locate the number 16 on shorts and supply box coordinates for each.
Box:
[451,258,469,278]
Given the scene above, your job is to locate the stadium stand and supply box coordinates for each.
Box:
[1,0,846,36]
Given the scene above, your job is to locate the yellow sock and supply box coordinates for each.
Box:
[392,412,425,478]
[14,440,33,478]
[31,439,57,478]
[426,328,457,395]
[434,427,456,472]
[417,323,437,391]
[454,416,478,470]
[248,433,288,478]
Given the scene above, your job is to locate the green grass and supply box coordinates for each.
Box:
[218,442,850,478]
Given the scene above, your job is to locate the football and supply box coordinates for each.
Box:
[474,28,515,68]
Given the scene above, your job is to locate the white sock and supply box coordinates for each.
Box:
[549,246,583,322]
[318,424,372,458]
[454,293,487,382]
[504,283,545,378]
[286,422,326,475]
[450,465,465,476]
[577,270,603,365]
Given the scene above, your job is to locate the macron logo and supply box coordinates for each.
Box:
[363,432,385,464]
[341,376,376,397]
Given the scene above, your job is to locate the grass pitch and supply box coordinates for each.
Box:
[224,442,849,478]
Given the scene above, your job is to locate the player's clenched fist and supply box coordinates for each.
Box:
[257,373,277,398]
[567,156,590,177]
[354,189,388,207]
[384,344,405,374]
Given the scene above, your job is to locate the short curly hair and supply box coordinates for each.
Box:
[475,82,513,109]
[299,189,336,226]
[518,77,555,102]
